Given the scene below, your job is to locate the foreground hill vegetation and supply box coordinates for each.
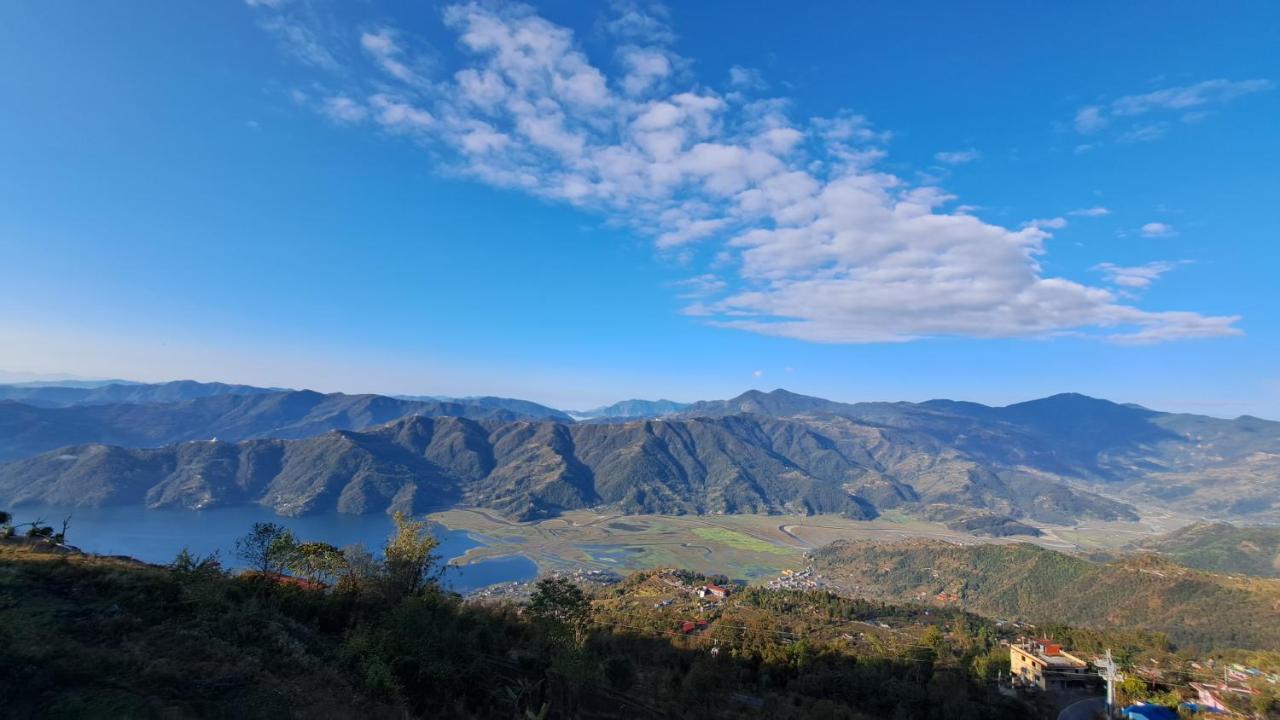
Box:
[0,516,1030,719]
[813,539,1280,651]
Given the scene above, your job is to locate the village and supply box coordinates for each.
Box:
[1008,636,1279,718]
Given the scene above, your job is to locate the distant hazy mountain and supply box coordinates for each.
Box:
[676,389,1280,523]
[396,395,573,422]
[812,539,1280,651]
[0,380,280,408]
[574,399,690,419]
[1130,521,1280,578]
[0,390,568,461]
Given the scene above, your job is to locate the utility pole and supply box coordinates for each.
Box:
[1100,648,1118,718]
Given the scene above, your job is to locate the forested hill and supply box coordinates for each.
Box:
[1130,522,1280,578]
[0,532,1028,719]
[812,539,1280,651]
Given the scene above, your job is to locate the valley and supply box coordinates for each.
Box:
[431,507,1190,582]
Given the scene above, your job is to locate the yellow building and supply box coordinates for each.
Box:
[1010,639,1090,690]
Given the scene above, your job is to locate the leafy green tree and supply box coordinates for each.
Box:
[235,522,297,575]
[288,542,347,585]
[527,577,592,644]
[381,512,440,598]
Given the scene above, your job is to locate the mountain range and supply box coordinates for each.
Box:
[1,380,1278,524]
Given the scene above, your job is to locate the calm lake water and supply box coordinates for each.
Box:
[15,505,538,593]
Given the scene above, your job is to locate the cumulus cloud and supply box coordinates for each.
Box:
[1141,222,1175,237]
[247,1,1241,345]
[1072,78,1272,141]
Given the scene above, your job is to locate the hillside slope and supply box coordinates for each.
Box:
[1131,521,1280,578]
[812,539,1280,650]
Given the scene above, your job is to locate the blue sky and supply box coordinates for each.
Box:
[1,1,1277,415]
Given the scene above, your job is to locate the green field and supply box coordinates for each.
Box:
[692,526,793,555]
[427,508,1172,584]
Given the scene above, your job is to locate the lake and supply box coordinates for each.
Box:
[13,505,538,594]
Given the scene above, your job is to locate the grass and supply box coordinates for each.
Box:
[691,527,793,555]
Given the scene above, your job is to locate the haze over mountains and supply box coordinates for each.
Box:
[1,380,1278,524]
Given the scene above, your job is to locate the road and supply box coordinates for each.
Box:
[1058,696,1105,720]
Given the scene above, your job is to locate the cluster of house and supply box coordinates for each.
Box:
[766,567,824,591]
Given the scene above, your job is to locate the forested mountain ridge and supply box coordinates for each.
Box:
[0,413,1132,523]
[3,385,1278,522]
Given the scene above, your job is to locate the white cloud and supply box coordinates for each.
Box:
[1074,106,1107,134]
[752,369,764,378]
[1141,222,1175,237]
[1111,78,1272,116]
[728,65,766,90]
[1068,206,1110,217]
[1094,261,1184,289]
[360,27,430,86]
[1118,123,1167,143]
[321,95,367,124]
[251,1,1241,346]
[1023,217,1067,230]
[933,148,980,165]
[671,274,727,298]
[1072,78,1271,142]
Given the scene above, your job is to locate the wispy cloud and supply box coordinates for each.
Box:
[1094,260,1185,289]
[1068,206,1110,217]
[321,95,367,124]
[1023,217,1068,230]
[1141,222,1175,237]
[934,148,980,165]
[727,65,766,90]
[247,1,1240,345]
[1073,78,1271,142]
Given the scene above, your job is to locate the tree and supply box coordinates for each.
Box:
[288,541,347,585]
[526,577,592,645]
[381,512,440,598]
[171,548,224,579]
[602,656,636,692]
[235,522,297,575]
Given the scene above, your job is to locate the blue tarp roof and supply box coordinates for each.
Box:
[1122,704,1178,720]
